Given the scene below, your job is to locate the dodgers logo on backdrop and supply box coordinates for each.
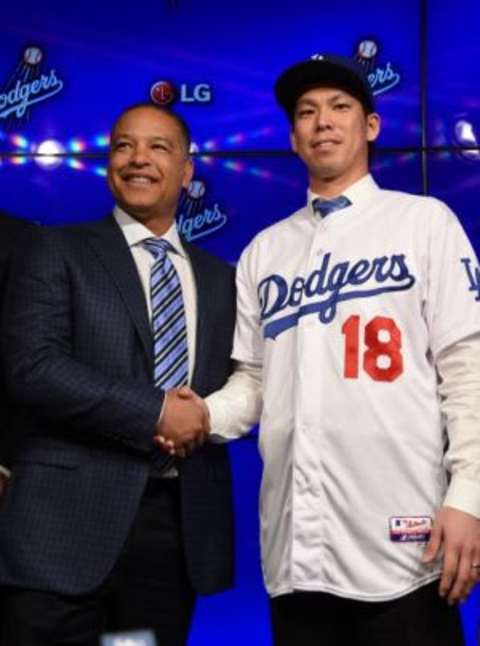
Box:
[259,252,415,340]
[176,179,228,242]
[0,46,64,125]
[461,257,480,300]
[354,39,401,96]
[310,40,400,99]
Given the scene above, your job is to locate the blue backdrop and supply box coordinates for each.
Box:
[1,0,479,643]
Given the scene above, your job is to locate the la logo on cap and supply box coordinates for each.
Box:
[311,54,325,60]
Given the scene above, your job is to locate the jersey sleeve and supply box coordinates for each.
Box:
[232,240,265,365]
[437,335,480,517]
[205,239,264,441]
[424,200,480,358]
[422,200,480,516]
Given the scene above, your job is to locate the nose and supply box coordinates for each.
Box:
[129,143,150,166]
[314,106,332,130]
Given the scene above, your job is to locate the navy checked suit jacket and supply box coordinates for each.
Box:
[0,213,35,471]
[0,216,236,596]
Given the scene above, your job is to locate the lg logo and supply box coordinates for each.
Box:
[150,80,212,106]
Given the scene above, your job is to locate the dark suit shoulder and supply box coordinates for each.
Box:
[0,212,37,250]
[40,216,113,238]
[32,217,123,257]
[0,211,31,234]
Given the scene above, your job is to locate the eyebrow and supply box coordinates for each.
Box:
[296,92,351,107]
[111,134,174,145]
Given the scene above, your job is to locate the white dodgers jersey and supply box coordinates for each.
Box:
[233,175,480,600]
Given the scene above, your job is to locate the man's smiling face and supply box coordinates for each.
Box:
[290,86,380,194]
[107,106,193,234]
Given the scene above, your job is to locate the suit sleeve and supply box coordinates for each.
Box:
[2,228,162,455]
[0,216,34,469]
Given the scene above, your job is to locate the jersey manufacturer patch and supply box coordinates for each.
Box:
[389,516,432,543]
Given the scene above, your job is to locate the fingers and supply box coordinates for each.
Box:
[154,438,200,458]
[447,549,476,604]
[471,561,480,591]
[158,389,207,438]
[154,429,206,457]
[439,546,460,602]
[174,445,187,459]
[446,546,480,604]
[176,387,210,427]
[154,387,209,459]
[428,507,480,605]
[177,385,194,400]
[156,435,176,455]
[422,523,442,564]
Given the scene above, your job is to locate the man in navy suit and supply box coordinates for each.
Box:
[0,211,34,498]
[0,105,235,646]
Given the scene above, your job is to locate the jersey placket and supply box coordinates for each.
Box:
[291,215,331,590]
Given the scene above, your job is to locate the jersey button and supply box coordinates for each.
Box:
[294,469,308,492]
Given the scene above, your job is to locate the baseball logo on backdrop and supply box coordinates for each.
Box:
[357,40,378,60]
[0,45,64,127]
[354,39,401,96]
[23,46,43,66]
[176,178,228,242]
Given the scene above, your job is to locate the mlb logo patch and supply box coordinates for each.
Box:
[389,516,432,543]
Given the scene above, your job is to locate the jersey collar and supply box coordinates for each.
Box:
[113,205,186,257]
[308,173,380,216]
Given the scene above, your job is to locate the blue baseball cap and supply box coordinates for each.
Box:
[274,54,375,121]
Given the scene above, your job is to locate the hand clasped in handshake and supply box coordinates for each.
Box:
[154,386,210,458]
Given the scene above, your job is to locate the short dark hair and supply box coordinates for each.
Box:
[110,102,192,154]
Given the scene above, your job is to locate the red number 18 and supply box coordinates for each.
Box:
[341,315,403,382]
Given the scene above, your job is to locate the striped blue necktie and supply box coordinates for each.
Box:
[312,195,351,218]
[143,238,188,390]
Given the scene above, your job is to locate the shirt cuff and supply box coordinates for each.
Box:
[206,361,262,442]
[443,474,480,518]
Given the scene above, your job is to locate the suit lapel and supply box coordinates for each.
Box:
[85,217,153,371]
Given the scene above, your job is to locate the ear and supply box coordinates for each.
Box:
[366,112,381,143]
[290,128,298,154]
[182,157,194,189]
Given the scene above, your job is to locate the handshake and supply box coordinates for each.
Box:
[154,386,210,458]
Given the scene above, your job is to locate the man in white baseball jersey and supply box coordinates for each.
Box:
[174,55,480,645]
